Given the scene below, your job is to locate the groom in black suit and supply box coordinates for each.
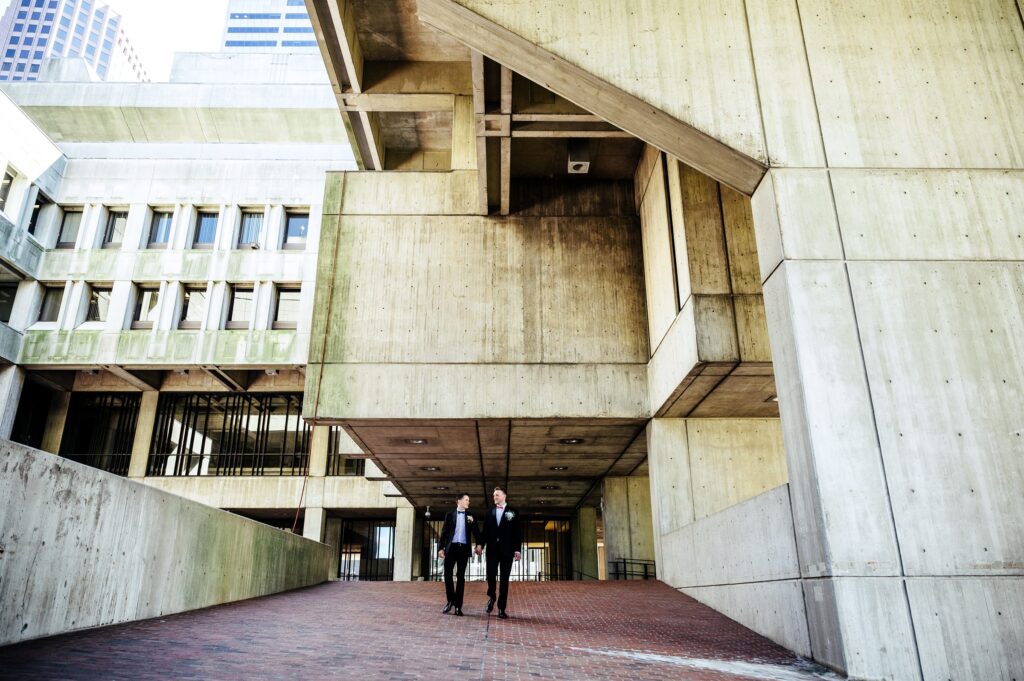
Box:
[481,486,522,619]
[436,492,481,616]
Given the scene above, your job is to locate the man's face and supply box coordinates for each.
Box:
[457,495,470,510]
[493,489,506,506]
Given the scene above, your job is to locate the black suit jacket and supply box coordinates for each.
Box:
[437,509,481,553]
[481,506,522,559]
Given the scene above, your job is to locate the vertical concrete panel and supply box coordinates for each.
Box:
[639,155,680,349]
[761,261,900,577]
[646,419,694,536]
[831,578,921,681]
[601,476,630,568]
[393,506,415,581]
[626,476,654,561]
[0,366,25,440]
[303,507,326,543]
[571,507,599,580]
[128,390,159,478]
[39,391,70,454]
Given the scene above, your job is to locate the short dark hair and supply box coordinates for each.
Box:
[455,492,470,501]
[492,486,506,494]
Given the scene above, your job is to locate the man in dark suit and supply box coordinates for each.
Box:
[480,486,522,619]
[436,492,481,616]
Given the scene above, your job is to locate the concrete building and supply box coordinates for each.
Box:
[1,1,1022,679]
[222,0,318,53]
[0,0,148,82]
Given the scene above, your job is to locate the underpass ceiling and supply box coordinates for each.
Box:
[343,419,648,511]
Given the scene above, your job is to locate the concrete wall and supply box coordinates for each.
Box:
[601,475,655,574]
[0,439,333,646]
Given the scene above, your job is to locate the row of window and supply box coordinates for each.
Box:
[228,12,309,19]
[226,26,314,33]
[55,206,309,250]
[224,40,317,48]
[34,281,303,330]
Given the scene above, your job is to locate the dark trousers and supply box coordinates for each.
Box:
[443,543,470,608]
[486,552,514,611]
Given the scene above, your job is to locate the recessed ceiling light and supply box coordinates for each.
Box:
[542,485,560,490]
[433,486,448,491]
[421,466,440,472]
[538,500,549,504]
[550,466,568,471]
[559,438,584,445]
[406,438,428,445]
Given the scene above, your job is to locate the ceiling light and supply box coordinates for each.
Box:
[433,486,448,491]
[542,485,560,490]
[559,438,584,445]
[406,438,428,445]
[538,500,549,505]
[550,466,568,471]
[421,466,440,472]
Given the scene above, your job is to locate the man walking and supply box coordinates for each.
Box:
[480,486,522,619]
[437,492,480,616]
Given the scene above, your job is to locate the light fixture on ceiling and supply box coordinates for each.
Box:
[559,438,584,445]
[550,466,569,471]
[406,438,428,445]
[542,485,560,490]
[433,485,448,491]
[421,466,440,472]
[537,500,550,505]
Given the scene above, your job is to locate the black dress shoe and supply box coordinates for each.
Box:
[486,598,495,613]
[454,608,464,616]
[442,602,452,614]
[497,610,509,619]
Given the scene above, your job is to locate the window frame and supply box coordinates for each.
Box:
[102,209,128,249]
[131,285,159,330]
[282,211,309,250]
[272,285,301,330]
[38,285,63,323]
[56,208,83,249]
[192,210,218,249]
[147,209,174,249]
[0,167,15,214]
[178,286,206,330]
[237,210,263,249]
[85,285,112,323]
[225,285,254,330]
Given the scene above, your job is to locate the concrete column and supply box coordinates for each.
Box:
[393,506,415,581]
[39,391,71,454]
[0,365,26,440]
[325,517,342,581]
[303,507,326,543]
[127,391,160,479]
[571,506,599,580]
[601,475,654,578]
[308,425,329,477]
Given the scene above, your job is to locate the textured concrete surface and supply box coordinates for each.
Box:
[0,581,840,681]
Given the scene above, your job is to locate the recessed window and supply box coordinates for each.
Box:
[179,287,206,330]
[38,285,63,322]
[0,168,15,213]
[148,210,173,248]
[273,286,300,330]
[193,211,218,248]
[103,210,128,248]
[283,212,308,250]
[226,286,254,329]
[86,286,111,322]
[27,192,52,235]
[238,211,262,248]
[132,286,159,329]
[57,209,82,248]
[0,283,17,324]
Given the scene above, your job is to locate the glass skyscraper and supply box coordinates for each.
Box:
[0,0,148,82]
[222,0,318,52]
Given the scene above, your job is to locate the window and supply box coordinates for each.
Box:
[273,286,300,330]
[227,26,279,33]
[285,12,309,19]
[0,283,17,324]
[179,287,206,329]
[224,40,277,47]
[85,286,111,322]
[37,284,62,321]
[283,212,308,249]
[226,286,254,329]
[26,192,52,235]
[0,168,14,213]
[57,209,82,248]
[131,286,159,329]
[238,211,262,248]
[148,210,173,247]
[281,41,317,47]
[193,211,218,248]
[229,12,281,19]
[283,26,313,33]
[103,210,128,247]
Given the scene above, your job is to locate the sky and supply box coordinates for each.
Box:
[1,0,231,80]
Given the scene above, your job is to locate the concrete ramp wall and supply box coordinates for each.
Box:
[0,440,333,646]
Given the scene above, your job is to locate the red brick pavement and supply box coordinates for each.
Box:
[0,581,841,680]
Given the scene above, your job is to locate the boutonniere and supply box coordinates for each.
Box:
[504,510,515,520]
[466,515,474,523]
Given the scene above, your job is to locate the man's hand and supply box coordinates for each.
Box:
[475,545,483,556]
[438,549,445,560]
[514,551,521,562]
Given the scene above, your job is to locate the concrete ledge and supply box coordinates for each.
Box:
[0,440,332,646]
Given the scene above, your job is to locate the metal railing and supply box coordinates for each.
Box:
[609,558,657,580]
[61,453,132,477]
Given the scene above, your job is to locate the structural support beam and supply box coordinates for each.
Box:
[201,366,250,392]
[102,366,161,391]
[418,0,766,195]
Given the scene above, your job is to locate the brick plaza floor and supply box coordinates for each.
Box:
[0,581,841,680]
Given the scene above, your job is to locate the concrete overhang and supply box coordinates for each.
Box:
[0,82,347,144]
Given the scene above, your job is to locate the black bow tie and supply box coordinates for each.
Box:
[457,511,465,514]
